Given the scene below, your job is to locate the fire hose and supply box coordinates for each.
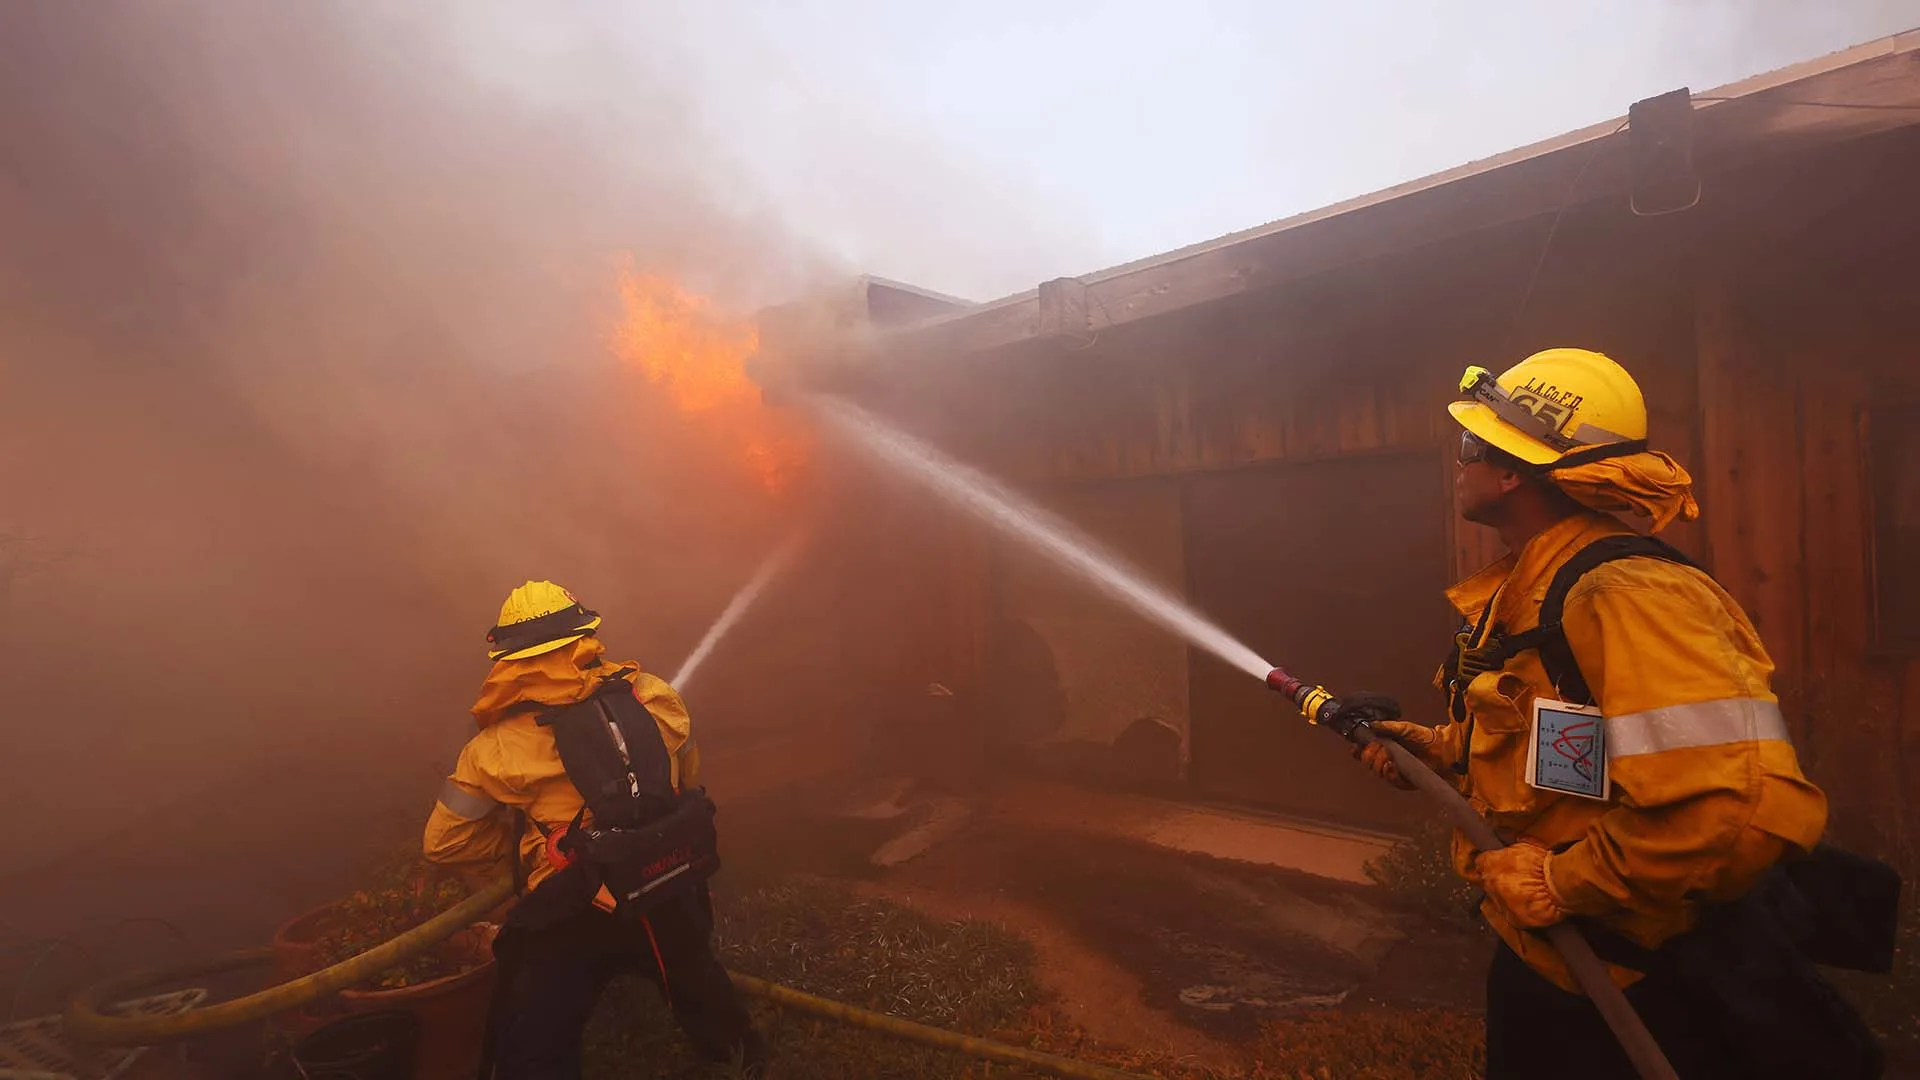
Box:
[727,973,1152,1080]
[63,876,1155,1080]
[1266,666,1681,1080]
[63,877,518,1045]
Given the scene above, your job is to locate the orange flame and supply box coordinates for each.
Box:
[609,259,809,494]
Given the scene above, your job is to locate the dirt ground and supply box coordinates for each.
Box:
[22,751,1902,1079]
[710,772,1920,1079]
[713,777,1496,1072]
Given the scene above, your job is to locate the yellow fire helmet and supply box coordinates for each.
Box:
[486,580,603,661]
[1449,347,1649,468]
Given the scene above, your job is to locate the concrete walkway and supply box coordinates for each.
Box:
[977,779,1402,886]
[825,772,1403,885]
[833,780,1426,1041]
[709,725,1405,889]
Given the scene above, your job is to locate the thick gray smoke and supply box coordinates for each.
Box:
[0,2,847,877]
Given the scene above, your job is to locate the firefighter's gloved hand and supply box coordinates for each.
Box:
[1454,629,1507,682]
[1476,841,1569,929]
[1357,720,1440,790]
[1328,690,1402,729]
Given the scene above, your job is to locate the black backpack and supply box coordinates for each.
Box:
[523,676,720,921]
[1444,533,1702,715]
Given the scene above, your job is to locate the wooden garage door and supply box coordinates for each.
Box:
[1184,452,1456,831]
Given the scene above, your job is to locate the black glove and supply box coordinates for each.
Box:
[1327,691,1402,736]
[1456,643,1508,682]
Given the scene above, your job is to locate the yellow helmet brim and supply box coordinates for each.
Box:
[1448,400,1563,467]
[486,615,602,662]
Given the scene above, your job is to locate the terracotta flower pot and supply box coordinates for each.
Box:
[270,902,351,1037]
[338,925,499,1080]
[271,902,503,1053]
[273,902,357,971]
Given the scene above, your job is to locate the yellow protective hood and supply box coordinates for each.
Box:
[1549,450,1700,534]
[470,635,638,729]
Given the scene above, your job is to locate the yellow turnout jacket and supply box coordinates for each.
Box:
[422,637,700,898]
[1429,511,1827,991]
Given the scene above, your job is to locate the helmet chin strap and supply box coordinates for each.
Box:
[1547,440,1649,470]
[487,603,600,657]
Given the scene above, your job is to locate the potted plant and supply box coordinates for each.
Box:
[272,856,501,1080]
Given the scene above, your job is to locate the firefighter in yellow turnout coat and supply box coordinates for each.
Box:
[1356,350,1879,1079]
[424,582,761,1080]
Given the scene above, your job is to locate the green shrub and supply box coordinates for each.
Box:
[1364,821,1481,927]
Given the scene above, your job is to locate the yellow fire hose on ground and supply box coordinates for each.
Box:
[63,876,1153,1080]
[725,973,1147,1080]
[63,878,516,1046]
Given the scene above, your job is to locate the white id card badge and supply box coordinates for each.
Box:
[1526,698,1610,801]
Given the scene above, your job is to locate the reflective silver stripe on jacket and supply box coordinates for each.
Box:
[1606,698,1792,760]
[436,780,499,820]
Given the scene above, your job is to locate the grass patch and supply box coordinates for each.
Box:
[583,877,1040,1079]
[1007,1007,1486,1080]
[717,881,1038,1032]
[1249,1009,1486,1080]
[581,877,1486,1080]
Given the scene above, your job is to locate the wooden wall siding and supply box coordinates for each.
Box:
[1906,662,1920,861]
[991,269,1455,487]
[1696,279,1812,752]
[1885,347,1920,860]
[988,479,1192,754]
[905,126,1920,853]
[997,208,1710,579]
[1796,348,1902,852]
[1697,244,1920,855]
[999,355,1433,483]
[1835,277,1920,858]
[804,445,994,713]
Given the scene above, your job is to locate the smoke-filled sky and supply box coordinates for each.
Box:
[460,0,1920,301]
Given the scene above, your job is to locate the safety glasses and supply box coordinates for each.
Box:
[1457,430,1490,466]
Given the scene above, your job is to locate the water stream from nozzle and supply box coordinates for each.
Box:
[804,404,1678,1080]
[815,397,1273,681]
[671,533,806,691]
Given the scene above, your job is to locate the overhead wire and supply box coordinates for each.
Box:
[1500,118,1632,359]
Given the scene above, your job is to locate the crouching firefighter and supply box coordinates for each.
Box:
[423,581,764,1080]
[1347,350,1901,1080]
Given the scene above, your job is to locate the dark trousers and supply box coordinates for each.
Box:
[486,889,754,1080]
[1485,941,1733,1080]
